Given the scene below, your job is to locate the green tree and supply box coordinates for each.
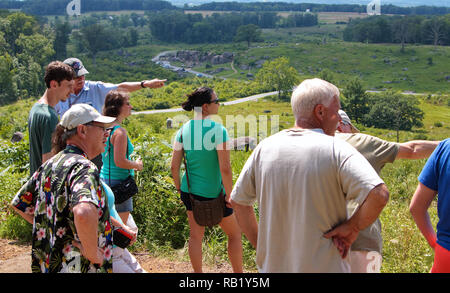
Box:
[0,52,17,105]
[341,77,369,124]
[234,24,262,48]
[80,23,109,64]
[1,12,36,54]
[363,92,424,142]
[318,69,335,84]
[256,57,300,100]
[54,21,71,60]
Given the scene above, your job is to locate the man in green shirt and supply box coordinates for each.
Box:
[28,61,74,175]
[336,110,440,273]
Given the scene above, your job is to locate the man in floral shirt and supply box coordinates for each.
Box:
[11,104,116,273]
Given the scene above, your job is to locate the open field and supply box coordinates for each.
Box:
[184,10,370,24]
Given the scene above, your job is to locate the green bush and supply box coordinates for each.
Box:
[132,135,189,249]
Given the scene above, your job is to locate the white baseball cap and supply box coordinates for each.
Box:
[59,104,116,130]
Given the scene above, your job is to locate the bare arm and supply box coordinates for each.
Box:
[324,183,389,258]
[217,142,233,205]
[409,182,437,249]
[170,142,183,192]
[11,205,33,225]
[112,128,142,171]
[397,140,440,160]
[116,79,166,92]
[231,200,258,249]
[110,216,137,245]
[73,202,104,265]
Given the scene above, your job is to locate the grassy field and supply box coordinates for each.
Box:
[184,10,369,24]
[0,93,448,272]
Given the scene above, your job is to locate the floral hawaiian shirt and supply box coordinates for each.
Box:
[11,145,113,273]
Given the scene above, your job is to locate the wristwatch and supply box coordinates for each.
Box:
[140,81,146,88]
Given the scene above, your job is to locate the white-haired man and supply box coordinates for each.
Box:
[230,78,389,273]
[336,109,439,273]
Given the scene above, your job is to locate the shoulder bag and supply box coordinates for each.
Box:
[180,125,225,227]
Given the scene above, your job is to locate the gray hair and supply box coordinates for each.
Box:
[291,78,340,121]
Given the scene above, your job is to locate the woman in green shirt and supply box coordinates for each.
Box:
[171,87,243,273]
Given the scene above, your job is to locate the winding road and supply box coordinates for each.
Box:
[132,91,279,115]
[134,51,446,116]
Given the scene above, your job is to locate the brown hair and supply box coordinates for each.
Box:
[44,61,75,88]
[181,87,214,111]
[51,125,77,155]
[103,90,129,117]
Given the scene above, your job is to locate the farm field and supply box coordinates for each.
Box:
[184,10,370,23]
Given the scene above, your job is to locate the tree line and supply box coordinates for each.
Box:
[0,11,174,105]
[187,2,450,16]
[343,15,450,46]
[0,0,175,15]
[148,10,317,44]
[2,0,449,16]
[0,12,54,104]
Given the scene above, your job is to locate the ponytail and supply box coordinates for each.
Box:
[181,87,214,111]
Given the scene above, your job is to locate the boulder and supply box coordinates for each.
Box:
[11,132,24,143]
[230,136,257,152]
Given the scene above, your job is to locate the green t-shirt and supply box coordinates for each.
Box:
[100,125,135,181]
[28,103,59,176]
[176,119,229,198]
[335,132,399,253]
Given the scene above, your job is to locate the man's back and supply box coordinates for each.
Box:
[28,103,58,175]
[232,129,383,272]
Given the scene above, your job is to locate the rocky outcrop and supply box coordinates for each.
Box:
[159,50,234,67]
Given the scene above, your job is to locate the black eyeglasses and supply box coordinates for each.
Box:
[209,99,220,104]
[84,123,112,133]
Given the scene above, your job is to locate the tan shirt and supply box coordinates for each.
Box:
[231,129,384,273]
[335,132,399,252]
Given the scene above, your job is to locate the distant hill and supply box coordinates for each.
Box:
[175,0,450,8]
[1,0,448,15]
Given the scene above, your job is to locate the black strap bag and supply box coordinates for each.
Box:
[181,127,225,228]
[108,126,138,204]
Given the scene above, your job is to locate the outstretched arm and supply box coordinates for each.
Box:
[397,140,440,160]
[117,79,166,92]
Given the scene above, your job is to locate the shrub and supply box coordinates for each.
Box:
[132,135,189,249]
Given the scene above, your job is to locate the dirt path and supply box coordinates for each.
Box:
[0,238,236,273]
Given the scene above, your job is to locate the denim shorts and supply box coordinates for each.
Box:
[180,190,233,218]
[104,178,133,213]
